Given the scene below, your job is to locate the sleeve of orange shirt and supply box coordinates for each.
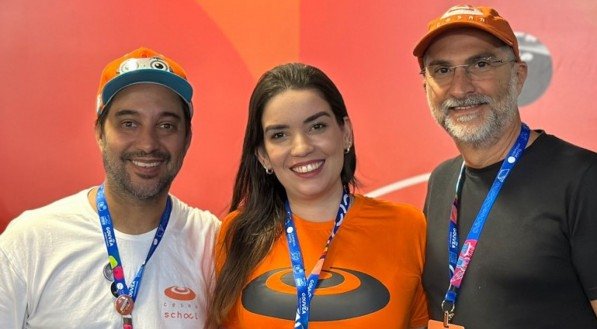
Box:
[409,273,429,328]
[214,211,239,276]
[406,204,429,328]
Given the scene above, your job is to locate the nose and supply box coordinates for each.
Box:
[290,132,314,157]
[447,66,475,98]
[137,127,160,153]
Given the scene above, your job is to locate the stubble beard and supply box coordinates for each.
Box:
[428,73,520,149]
[102,147,179,201]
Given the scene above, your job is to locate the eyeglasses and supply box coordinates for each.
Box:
[422,57,516,85]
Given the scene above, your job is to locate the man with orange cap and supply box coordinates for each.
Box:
[0,48,220,328]
[414,5,597,329]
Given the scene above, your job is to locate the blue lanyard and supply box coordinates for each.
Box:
[97,184,172,303]
[284,190,350,329]
[444,124,530,319]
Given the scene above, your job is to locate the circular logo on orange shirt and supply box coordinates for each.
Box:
[242,267,390,320]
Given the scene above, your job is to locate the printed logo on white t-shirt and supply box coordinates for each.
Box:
[162,286,202,321]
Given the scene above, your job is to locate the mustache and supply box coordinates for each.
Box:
[122,151,170,161]
[442,94,493,111]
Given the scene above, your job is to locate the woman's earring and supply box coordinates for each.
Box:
[265,167,274,175]
[344,145,351,154]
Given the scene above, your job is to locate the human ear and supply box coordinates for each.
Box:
[256,147,271,170]
[342,117,354,150]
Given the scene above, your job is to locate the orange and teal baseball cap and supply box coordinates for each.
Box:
[96,47,193,117]
[413,5,520,67]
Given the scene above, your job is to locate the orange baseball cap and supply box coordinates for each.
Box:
[96,47,193,117]
[413,5,520,67]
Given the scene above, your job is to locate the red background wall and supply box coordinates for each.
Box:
[1,1,595,232]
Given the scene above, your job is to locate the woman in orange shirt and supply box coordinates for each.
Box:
[210,63,427,329]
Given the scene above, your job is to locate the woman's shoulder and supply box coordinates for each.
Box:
[352,194,425,224]
[219,210,241,232]
[354,194,422,213]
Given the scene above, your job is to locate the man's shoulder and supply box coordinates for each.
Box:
[531,133,597,172]
[1,188,96,251]
[4,188,94,231]
[168,195,221,231]
[429,154,463,179]
[539,133,597,159]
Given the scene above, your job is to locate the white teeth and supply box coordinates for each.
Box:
[293,162,322,173]
[132,160,161,168]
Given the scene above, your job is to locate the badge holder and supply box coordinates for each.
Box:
[428,320,465,329]
[427,300,465,329]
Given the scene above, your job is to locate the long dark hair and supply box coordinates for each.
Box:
[210,63,357,325]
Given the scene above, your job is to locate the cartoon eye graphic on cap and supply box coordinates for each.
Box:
[117,57,171,74]
[149,58,170,71]
[118,58,140,74]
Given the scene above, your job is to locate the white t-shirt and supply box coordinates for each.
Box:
[0,188,221,329]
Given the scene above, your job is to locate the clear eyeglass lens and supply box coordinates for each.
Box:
[426,58,513,84]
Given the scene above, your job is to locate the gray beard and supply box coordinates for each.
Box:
[430,73,520,149]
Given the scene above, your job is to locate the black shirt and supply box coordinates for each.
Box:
[423,133,597,328]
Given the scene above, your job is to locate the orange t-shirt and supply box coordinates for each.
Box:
[217,194,428,328]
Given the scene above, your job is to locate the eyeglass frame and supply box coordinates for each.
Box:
[421,56,517,85]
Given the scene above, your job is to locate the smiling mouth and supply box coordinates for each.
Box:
[450,101,489,111]
[292,161,323,174]
[453,104,478,110]
[131,159,162,168]
[444,95,491,112]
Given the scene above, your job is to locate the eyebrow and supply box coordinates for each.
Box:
[113,109,182,121]
[263,111,332,134]
[304,111,332,123]
[113,109,139,117]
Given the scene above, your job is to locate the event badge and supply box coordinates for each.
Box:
[428,319,465,329]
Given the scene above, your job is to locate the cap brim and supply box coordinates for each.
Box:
[102,69,193,112]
